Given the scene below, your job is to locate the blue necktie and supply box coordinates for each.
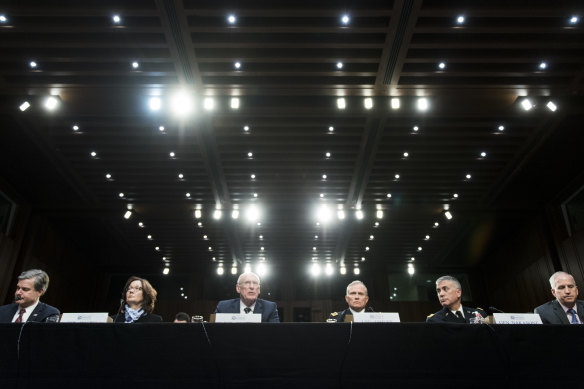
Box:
[567,308,579,324]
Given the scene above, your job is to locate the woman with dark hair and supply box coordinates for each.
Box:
[113,276,163,323]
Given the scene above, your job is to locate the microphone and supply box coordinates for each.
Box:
[113,299,125,323]
[488,306,504,313]
[14,296,23,302]
[366,306,375,312]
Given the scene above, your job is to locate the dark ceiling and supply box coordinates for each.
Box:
[1,0,583,280]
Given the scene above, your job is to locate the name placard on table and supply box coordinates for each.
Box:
[493,313,543,324]
[214,313,262,323]
[345,312,401,323]
[60,312,112,323]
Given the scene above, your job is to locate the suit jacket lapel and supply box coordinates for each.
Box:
[254,299,263,314]
[552,300,570,324]
[29,302,44,322]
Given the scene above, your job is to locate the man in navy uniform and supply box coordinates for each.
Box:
[328,280,373,322]
[0,269,60,323]
[535,271,583,324]
[426,275,486,323]
[214,272,279,322]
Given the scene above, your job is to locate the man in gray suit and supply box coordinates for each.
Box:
[214,272,279,322]
[535,271,583,324]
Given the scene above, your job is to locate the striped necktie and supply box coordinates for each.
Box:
[14,308,26,323]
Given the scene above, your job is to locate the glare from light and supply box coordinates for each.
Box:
[386,193,392,198]
[539,62,547,70]
[163,267,170,275]
[340,266,347,275]
[112,15,121,24]
[244,125,250,132]
[123,211,132,219]
[480,151,487,158]
[170,90,193,117]
[337,210,345,220]
[256,262,268,277]
[194,209,202,219]
[353,267,360,275]
[498,125,505,131]
[73,125,80,131]
[217,266,224,275]
[231,266,237,275]
[132,61,139,69]
[44,96,59,111]
[328,126,334,132]
[316,205,333,223]
[325,263,334,276]
[403,152,409,158]
[337,98,346,109]
[408,266,415,275]
[417,97,429,111]
[19,101,30,111]
[341,14,350,24]
[185,193,191,198]
[232,209,240,219]
[466,174,472,179]
[91,151,98,158]
[148,97,161,111]
[234,61,241,69]
[245,204,260,222]
[453,193,459,198]
[159,126,165,132]
[253,193,258,198]
[244,263,252,273]
[355,210,364,220]
[445,211,453,220]
[438,62,446,70]
[570,16,579,24]
[213,209,222,220]
[413,126,419,132]
[203,97,215,111]
[376,210,383,219]
[395,174,400,180]
[0,15,7,23]
[169,151,175,158]
[29,61,37,68]
[336,62,343,69]
[391,98,400,109]
[456,15,465,24]
[248,152,253,158]
[230,97,240,109]
[319,193,325,198]
[364,97,373,110]
[227,14,236,24]
[322,174,327,180]
[325,152,331,158]
[546,101,557,112]
[310,263,321,277]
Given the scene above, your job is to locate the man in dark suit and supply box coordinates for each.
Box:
[0,269,60,323]
[426,275,486,323]
[214,272,279,322]
[328,280,373,322]
[535,271,583,324]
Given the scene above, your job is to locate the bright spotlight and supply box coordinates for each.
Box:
[376,210,383,219]
[231,209,240,219]
[391,98,400,109]
[407,265,415,275]
[203,97,215,111]
[148,97,161,111]
[44,96,59,111]
[337,210,345,220]
[310,263,321,277]
[325,263,334,276]
[337,97,346,110]
[364,97,373,110]
[353,267,360,275]
[340,266,347,275]
[213,209,222,220]
[163,267,170,275]
[244,263,252,273]
[355,210,364,220]
[194,209,202,219]
[444,211,453,220]
[19,101,31,111]
[256,262,268,277]
[171,89,194,117]
[546,101,557,112]
[245,204,260,222]
[316,205,332,223]
[217,266,224,275]
[417,97,429,111]
[230,97,240,109]
[123,211,132,220]
[521,98,533,111]
[231,266,237,275]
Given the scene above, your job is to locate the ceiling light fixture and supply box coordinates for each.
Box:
[417,97,429,111]
[438,62,446,70]
[337,97,346,110]
[123,211,132,219]
[19,101,30,111]
[132,61,139,69]
[112,15,121,24]
[341,14,350,25]
[376,210,383,219]
[148,97,161,111]
[456,15,465,24]
[336,62,343,69]
[364,97,373,110]
[44,96,59,111]
[230,97,240,109]
[355,210,364,220]
[29,61,37,69]
[391,98,400,109]
[538,62,547,70]
[570,16,579,24]
[521,98,533,111]
[213,209,222,220]
[227,14,236,24]
[234,61,241,69]
[194,209,202,219]
[203,97,215,111]
[546,101,557,112]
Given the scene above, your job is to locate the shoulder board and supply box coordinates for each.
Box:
[476,307,484,310]
[426,313,434,318]
[331,312,338,316]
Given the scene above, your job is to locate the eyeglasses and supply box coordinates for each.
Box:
[239,281,260,287]
[127,286,142,292]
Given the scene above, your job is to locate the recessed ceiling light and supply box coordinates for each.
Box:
[159,126,165,132]
[325,152,331,158]
[319,193,324,198]
[328,126,334,132]
[112,15,121,24]
[417,97,429,111]
[466,174,472,179]
[394,174,400,179]
[480,151,487,157]
[247,152,253,158]
[105,173,112,179]
[355,210,364,220]
[336,62,343,69]
[341,14,350,24]
[118,192,124,198]
[412,126,419,132]
[336,97,346,110]
[521,98,533,111]
[498,125,505,131]
[90,151,97,157]
[425,235,430,240]
[227,14,236,24]
[169,151,175,158]
[403,152,409,158]
[322,174,327,180]
[364,97,373,110]
[0,15,7,23]
[178,173,184,179]
[453,193,459,198]
[570,16,579,24]
[29,61,37,69]
[417,246,422,251]
[391,98,400,109]
[438,62,446,70]
[148,97,161,111]
[230,97,240,109]
[365,246,370,251]
[138,222,144,228]
[386,193,392,198]
[253,193,258,198]
[456,15,465,24]
[19,101,30,111]
[203,97,215,111]
[546,101,557,112]
[123,211,132,219]
[251,174,256,179]
[234,61,241,69]
[243,125,250,132]
[132,61,139,69]
[44,96,59,111]
[72,125,79,131]
[539,62,547,70]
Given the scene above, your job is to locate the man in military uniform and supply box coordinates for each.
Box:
[426,275,486,323]
[328,280,373,322]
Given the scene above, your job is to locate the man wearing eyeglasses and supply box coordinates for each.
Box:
[214,272,280,322]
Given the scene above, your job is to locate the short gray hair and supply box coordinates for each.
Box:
[237,271,260,285]
[549,271,576,289]
[346,280,367,296]
[436,275,461,290]
[18,269,50,293]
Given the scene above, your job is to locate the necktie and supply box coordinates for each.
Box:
[15,308,26,323]
[567,308,579,324]
[244,307,251,314]
[455,311,464,320]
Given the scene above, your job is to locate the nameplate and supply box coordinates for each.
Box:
[493,313,543,325]
[352,312,401,323]
[60,312,112,323]
[214,313,262,323]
